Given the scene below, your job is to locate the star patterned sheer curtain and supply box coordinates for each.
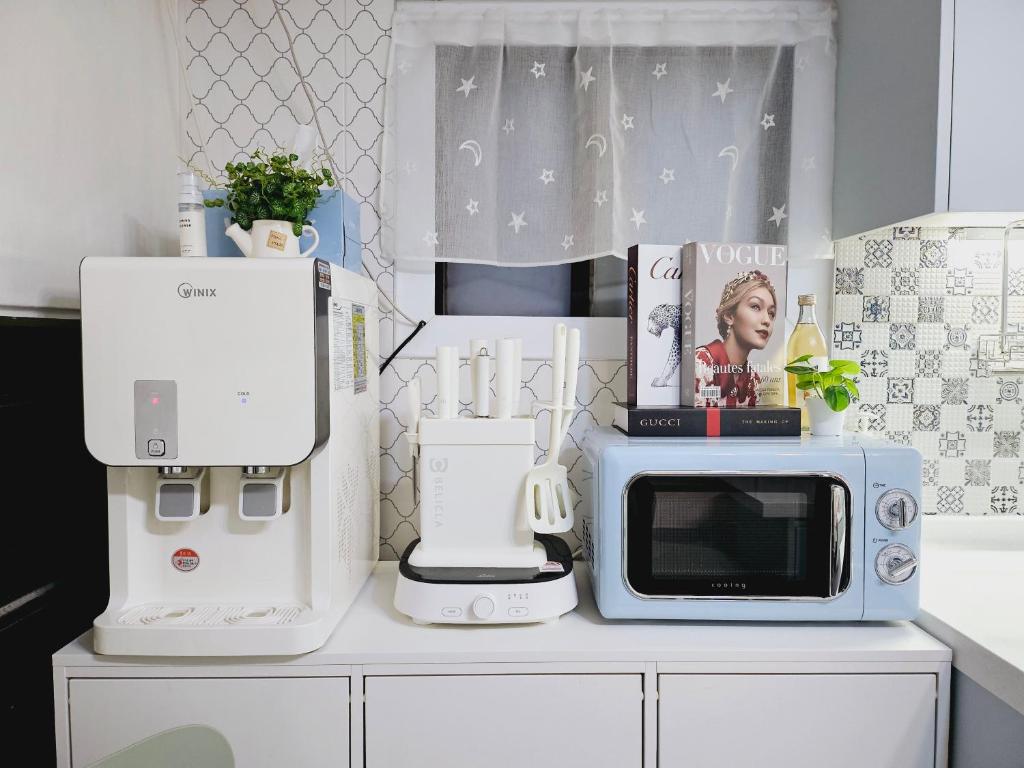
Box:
[382,1,836,270]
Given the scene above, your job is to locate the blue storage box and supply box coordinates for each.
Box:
[203,189,362,273]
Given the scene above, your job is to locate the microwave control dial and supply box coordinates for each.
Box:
[875,489,918,530]
[875,544,918,585]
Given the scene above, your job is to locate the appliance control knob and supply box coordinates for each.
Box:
[876,489,918,530]
[875,544,918,585]
[472,594,496,620]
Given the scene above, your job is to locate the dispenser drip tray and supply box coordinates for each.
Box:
[117,604,309,627]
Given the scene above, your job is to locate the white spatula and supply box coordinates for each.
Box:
[525,324,575,534]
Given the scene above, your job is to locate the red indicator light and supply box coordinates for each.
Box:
[151,397,160,405]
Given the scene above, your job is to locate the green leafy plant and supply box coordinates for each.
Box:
[204,149,333,236]
[784,355,861,412]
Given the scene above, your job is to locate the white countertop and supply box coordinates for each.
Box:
[916,516,1024,715]
[54,563,948,669]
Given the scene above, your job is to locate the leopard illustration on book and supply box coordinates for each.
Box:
[694,270,777,406]
[647,303,680,387]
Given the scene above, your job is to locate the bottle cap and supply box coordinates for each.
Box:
[178,171,203,205]
[798,294,816,306]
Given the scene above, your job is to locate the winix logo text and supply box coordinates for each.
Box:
[177,282,217,299]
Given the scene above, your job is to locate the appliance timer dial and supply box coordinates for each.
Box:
[875,544,918,585]
[875,489,918,530]
[472,594,496,620]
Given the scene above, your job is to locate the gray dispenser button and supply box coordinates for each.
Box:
[241,483,280,519]
[158,484,196,519]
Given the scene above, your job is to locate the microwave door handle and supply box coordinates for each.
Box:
[829,484,847,598]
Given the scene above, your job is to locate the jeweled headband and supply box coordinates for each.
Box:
[719,269,773,306]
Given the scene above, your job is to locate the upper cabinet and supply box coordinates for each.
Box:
[833,0,1024,238]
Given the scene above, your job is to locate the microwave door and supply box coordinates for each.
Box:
[624,474,852,600]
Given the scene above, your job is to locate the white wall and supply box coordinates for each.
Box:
[0,1,180,316]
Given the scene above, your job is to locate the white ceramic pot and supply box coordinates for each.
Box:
[226,220,319,259]
[806,396,847,436]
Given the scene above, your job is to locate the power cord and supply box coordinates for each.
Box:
[271,1,429,373]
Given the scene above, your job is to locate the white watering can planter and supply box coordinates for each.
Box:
[226,220,319,259]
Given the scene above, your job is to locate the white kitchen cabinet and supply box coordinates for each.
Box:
[53,565,951,768]
[66,677,349,768]
[833,0,1024,238]
[659,673,936,768]
[364,674,642,768]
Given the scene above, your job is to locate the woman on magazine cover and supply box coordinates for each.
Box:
[694,270,777,406]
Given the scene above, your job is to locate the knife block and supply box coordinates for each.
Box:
[406,416,546,569]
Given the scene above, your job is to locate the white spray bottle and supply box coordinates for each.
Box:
[177,171,208,258]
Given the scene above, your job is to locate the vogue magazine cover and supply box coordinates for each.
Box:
[680,242,788,407]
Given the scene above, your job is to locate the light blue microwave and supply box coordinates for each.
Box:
[581,427,921,621]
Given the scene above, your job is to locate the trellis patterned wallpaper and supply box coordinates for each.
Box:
[180,0,621,558]
[834,227,1024,516]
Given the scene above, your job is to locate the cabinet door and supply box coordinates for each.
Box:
[68,677,348,768]
[659,674,935,768]
[365,674,642,768]
[949,0,1024,211]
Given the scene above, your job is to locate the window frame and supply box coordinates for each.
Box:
[392,266,625,360]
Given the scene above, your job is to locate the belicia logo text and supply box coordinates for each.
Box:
[177,282,217,299]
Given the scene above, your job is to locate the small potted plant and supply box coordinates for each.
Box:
[205,149,334,259]
[784,355,860,436]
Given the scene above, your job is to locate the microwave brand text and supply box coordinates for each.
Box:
[712,582,747,590]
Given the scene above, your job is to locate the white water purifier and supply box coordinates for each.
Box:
[80,256,379,656]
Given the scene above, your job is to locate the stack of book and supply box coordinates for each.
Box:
[613,402,799,437]
[622,241,799,437]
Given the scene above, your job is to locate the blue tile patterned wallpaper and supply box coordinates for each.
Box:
[834,226,1024,516]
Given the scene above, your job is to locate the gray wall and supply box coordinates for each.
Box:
[950,670,1024,768]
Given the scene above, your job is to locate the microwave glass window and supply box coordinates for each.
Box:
[626,475,850,599]
[651,489,808,580]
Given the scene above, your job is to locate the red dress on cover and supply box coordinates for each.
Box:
[693,339,761,407]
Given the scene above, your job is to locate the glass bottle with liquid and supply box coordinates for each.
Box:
[786,294,828,430]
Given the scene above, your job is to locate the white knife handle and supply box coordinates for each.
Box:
[437,346,454,419]
[560,328,581,443]
[547,324,567,462]
[496,338,516,419]
[471,349,490,417]
[448,346,461,418]
[563,328,580,410]
[550,324,567,407]
[408,377,421,433]
[512,338,523,417]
